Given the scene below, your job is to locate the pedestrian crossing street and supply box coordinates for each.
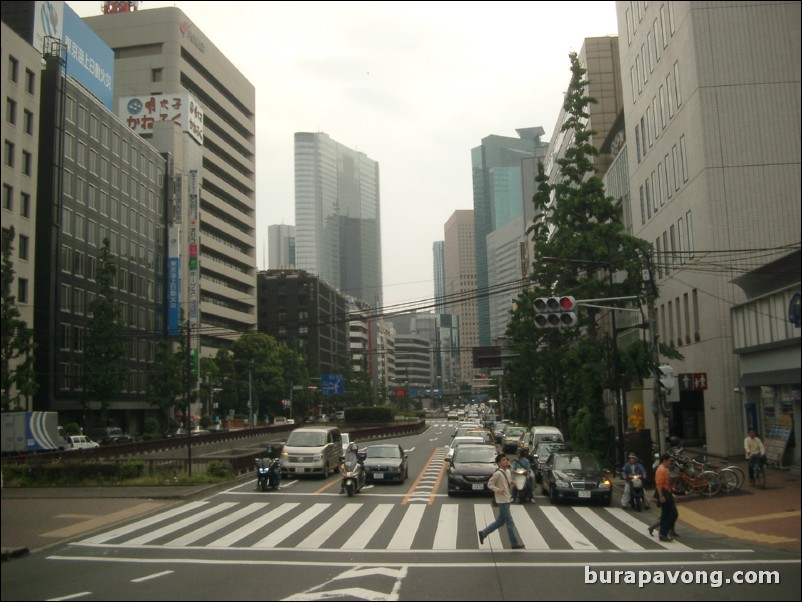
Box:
[75,499,692,553]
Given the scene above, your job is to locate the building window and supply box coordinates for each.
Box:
[18,278,28,304]
[22,150,32,175]
[25,69,35,94]
[4,140,14,167]
[23,109,33,135]
[20,191,30,217]
[2,183,12,210]
[673,61,682,109]
[685,210,694,259]
[8,56,19,83]
[5,97,17,124]
[18,234,29,260]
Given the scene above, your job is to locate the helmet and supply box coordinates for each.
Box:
[628,452,638,460]
[348,442,359,453]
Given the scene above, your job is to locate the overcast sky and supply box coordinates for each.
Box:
[69,1,620,310]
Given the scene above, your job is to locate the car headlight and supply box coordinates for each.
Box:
[599,479,612,489]
[312,454,322,462]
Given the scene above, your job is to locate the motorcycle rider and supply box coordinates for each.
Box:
[621,452,649,509]
[512,447,535,503]
[339,442,363,494]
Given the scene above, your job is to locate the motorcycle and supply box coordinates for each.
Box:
[512,468,530,504]
[628,474,645,511]
[256,456,281,491]
[340,453,366,497]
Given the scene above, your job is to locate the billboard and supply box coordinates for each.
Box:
[34,2,115,110]
[120,93,204,145]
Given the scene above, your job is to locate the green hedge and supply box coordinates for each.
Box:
[344,405,395,422]
[2,460,145,486]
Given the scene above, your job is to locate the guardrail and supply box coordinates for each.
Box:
[1,420,427,477]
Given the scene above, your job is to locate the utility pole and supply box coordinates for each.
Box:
[642,250,666,454]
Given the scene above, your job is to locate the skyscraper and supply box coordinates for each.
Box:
[85,7,257,353]
[268,224,296,269]
[294,131,382,310]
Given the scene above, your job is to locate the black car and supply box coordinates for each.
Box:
[447,443,497,496]
[533,441,567,483]
[362,444,408,483]
[540,451,612,505]
[501,426,527,453]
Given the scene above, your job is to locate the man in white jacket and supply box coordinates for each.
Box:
[478,453,525,549]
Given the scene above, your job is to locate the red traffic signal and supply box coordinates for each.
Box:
[534,296,577,328]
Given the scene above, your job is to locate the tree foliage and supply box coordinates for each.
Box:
[505,52,652,463]
[1,226,37,410]
[83,238,126,423]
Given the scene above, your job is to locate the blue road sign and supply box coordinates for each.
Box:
[321,374,344,396]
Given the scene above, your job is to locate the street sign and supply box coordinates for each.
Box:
[678,372,708,391]
[321,373,344,396]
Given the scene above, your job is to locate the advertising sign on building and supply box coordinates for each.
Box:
[167,227,180,336]
[34,2,115,110]
[119,93,204,145]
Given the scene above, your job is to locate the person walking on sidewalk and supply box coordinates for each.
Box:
[744,428,765,484]
[478,453,525,549]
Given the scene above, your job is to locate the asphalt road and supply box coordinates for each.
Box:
[2,421,800,601]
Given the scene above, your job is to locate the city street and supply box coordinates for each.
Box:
[2,421,800,601]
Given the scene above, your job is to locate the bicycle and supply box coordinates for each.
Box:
[669,458,720,497]
[693,454,744,493]
[749,453,766,489]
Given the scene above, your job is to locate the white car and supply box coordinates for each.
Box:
[66,435,99,450]
[446,436,486,461]
[341,432,353,455]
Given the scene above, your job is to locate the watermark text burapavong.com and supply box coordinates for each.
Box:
[585,566,780,588]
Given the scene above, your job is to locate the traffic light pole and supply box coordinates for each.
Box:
[642,251,667,454]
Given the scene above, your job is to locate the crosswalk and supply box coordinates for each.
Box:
[76,500,691,552]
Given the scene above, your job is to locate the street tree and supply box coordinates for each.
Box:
[506,52,652,462]
[1,226,37,410]
[83,238,125,425]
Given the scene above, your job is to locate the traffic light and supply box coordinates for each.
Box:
[534,296,578,328]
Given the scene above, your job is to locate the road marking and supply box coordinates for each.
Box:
[387,504,425,549]
[126,502,238,545]
[164,503,268,547]
[78,501,208,544]
[574,507,644,550]
[131,570,173,583]
[721,510,801,525]
[253,504,330,548]
[42,503,165,538]
[342,504,393,549]
[297,505,362,549]
[206,503,298,547]
[400,447,446,505]
[45,592,92,600]
[510,505,549,549]
[679,505,799,544]
[539,506,594,550]
[432,504,458,549]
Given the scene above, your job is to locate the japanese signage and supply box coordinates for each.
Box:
[120,93,204,145]
[188,170,200,377]
[167,227,180,336]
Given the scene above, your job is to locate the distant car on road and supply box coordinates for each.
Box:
[66,435,99,450]
[540,450,612,506]
[446,436,485,461]
[362,444,408,483]
[87,426,132,445]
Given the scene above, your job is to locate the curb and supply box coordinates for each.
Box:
[1,546,29,561]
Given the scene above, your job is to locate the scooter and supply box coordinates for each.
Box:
[340,454,366,497]
[628,474,645,511]
[256,456,281,491]
[512,468,530,504]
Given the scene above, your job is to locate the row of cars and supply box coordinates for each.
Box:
[446,421,613,506]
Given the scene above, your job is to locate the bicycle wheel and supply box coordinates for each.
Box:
[717,468,739,494]
[754,465,766,489]
[722,465,745,490]
[696,471,721,496]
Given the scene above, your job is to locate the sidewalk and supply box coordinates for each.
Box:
[615,457,801,553]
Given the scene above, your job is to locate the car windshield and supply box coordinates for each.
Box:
[367,446,401,459]
[537,443,564,458]
[451,437,483,449]
[286,431,327,447]
[553,454,600,472]
[454,447,496,463]
[506,427,525,437]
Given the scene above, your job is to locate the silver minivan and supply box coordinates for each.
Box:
[280,426,342,478]
[530,425,564,449]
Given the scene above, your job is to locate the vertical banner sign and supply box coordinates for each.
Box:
[167,227,181,336]
[188,170,200,379]
[173,174,183,224]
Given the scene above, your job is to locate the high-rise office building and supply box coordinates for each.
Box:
[268,224,296,269]
[85,7,257,354]
[471,129,542,346]
[433,240,446,311]
[294,131,383,310]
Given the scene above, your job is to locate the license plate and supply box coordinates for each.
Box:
[373,473,384,479]
[578,491,591,498]
[472,483,484,491]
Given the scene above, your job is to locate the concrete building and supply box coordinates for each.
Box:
[615,1,801,458]
[85,6,258,354]
[1,21,41,410]
[433,240,446,312]
[294,131,383,310]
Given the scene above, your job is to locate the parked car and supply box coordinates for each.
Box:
[362,444,408,483]
[447,443,497,496]
[165,428,188,438]
[540,450,612,506]
[66,435,100,450]
[501,425,527,453]
[87,426,132,445]
[533,441,567,483]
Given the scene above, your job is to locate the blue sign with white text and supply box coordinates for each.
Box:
[321,374,344,396]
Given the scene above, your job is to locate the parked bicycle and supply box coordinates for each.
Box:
[669,456,720,497]
[692,454,744,494]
